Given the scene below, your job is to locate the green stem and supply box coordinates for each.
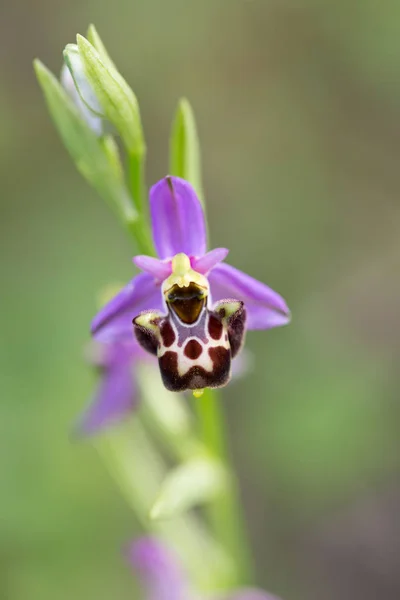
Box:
[128,151,146,214]
[127,218,154,256]
[127,150,154,255]
[195,388,254,586]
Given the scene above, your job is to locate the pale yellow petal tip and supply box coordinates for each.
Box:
[193,389,204,398]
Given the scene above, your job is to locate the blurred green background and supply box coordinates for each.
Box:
[1,1,400,599]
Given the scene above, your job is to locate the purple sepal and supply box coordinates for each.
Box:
[208,263,290,330]
[91,273,164,343]
[76,342,140,435]
[150,176,207,259]
[127,537,190,600]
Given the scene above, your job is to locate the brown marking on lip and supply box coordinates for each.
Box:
[208,315,223,340]
[184,339,203,360]
[160,320,176,347]
[209,346,230,368]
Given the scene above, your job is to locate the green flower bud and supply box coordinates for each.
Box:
[76,34,145,157]
[34,60,137,227]
[86,24,116,70]
[60,63,103,136]
[63,43,104,119]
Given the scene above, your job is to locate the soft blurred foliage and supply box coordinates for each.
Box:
[1,1,400,599]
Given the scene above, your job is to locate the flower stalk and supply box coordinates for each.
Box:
[127,152,154,254]
[196,382,254,586]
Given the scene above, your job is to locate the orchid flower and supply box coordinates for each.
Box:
[92,176,290,395]
[128,536,281,600]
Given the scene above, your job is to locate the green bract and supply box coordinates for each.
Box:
[150,457,228,521]
[86,24,117,70]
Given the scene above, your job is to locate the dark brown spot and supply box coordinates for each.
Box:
[159,351,178,371]
[218,308,226,319]
[208,315,223,340]
[184,339,203,360]
[160,320,175,347]
[209,346,230,369]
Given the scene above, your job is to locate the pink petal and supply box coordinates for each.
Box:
[192,247,229,275]
[133,255,172,281]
